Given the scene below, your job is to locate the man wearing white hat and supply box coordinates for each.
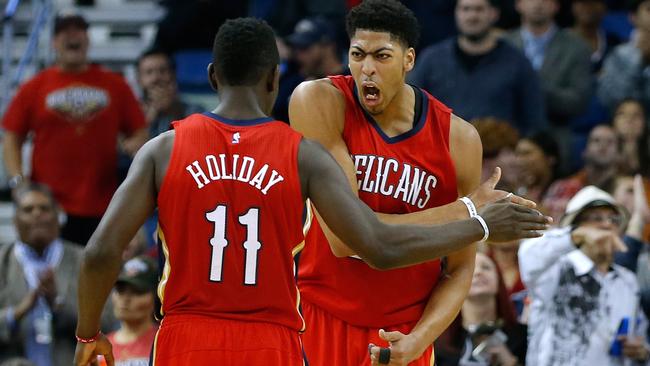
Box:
[519,185,650,366]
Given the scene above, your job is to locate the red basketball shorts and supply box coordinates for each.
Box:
[152,314,306,366]
[301,301,435,366]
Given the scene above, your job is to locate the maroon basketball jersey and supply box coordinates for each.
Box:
[157,112,307,331]
[298,75,458,328]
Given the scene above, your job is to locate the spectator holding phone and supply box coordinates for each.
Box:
[435,252,526,366]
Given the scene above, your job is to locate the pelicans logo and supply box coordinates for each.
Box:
[45,85,109,121]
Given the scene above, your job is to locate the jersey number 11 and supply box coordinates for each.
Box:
[206,205,261,285]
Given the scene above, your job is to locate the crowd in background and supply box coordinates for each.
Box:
[1,0,650,365]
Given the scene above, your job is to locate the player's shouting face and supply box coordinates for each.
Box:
[348,30,415,115]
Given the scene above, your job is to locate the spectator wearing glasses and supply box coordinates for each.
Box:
[519,185,649,366]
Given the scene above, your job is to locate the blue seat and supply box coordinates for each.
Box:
[173,49,213,93]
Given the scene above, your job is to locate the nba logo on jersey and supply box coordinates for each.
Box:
[232,132,241,144]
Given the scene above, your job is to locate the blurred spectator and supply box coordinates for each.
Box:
[249,0,346,38]
[472,118,520,190]
[1,11,147,246]
[409,0,546,136]
[571,0,622,73]
[611,175,650,326]
[542,124,620,222]
[519,185,647,366]
[598,0,650,111]
[0,359,33,366]
[490,240,525,298]
[122,229,149,263]
[514,131,560,204]
[402,0,457,49]
[101,257,158,366]
[505,0,592,173]
[286,17,348,80]
[435,252,526,366]
[506,0,592,123]
[137,49,203,139]
[272,37,304,123]
[154,0,247,53]
[612,99,648,174]
[0,184,114,366]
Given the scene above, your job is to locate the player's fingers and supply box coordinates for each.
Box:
[104,351,115,366]
[507,194,537,208]
[379,329,404,342]
[485,167,502,189]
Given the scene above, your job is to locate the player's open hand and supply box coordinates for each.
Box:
[479,201,552,242]
[73,333,114,366]
[368,329,426,366]
[470,167,537,210]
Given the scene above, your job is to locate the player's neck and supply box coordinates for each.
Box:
[212,88,270,120]
[371,83,414,131]
[115,320,154,344]
[461,296,497,329]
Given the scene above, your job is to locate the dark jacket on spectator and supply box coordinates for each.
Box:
[409,38,547,135]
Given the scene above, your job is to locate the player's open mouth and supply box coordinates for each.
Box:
[362,85,381,106]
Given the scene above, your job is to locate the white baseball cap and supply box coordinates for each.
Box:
[559,185,628,228]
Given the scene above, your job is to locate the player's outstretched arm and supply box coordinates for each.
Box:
[290,80,534,257]
[74,137,160,366]
[298,138,550,270]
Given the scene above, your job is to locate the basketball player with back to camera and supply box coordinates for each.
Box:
[73,18,549,366]
[289,1,520,365]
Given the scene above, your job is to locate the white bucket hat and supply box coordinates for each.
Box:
[559,185,628,228]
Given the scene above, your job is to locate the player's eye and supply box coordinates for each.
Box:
[376,54,390,60]
[350,51,363,58]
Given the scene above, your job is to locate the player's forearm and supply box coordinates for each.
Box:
[76,237,123,338]
[372,220,482,269]
[410,249,475,344]
[325,200,470,258]
[376,200,469,226]
[2,132,24,177]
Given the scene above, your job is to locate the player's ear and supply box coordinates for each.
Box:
[207,63,219,92]
[266,65,279,93]
[404,47,415,73]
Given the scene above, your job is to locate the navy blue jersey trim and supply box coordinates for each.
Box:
[352,84,428,144]
[202,112,275,126]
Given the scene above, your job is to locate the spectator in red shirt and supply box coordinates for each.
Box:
[1,11,147,245]
[100,256,158,366]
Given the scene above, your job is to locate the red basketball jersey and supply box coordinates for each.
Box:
[298,75,458,328]
[157,112,308,332]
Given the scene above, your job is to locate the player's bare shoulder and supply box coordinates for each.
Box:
[289,78,346,137]
[139,129,176,188]
[449,114,481,155]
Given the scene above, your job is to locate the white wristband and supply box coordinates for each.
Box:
[473,215,489,242]
[459,196,478,218]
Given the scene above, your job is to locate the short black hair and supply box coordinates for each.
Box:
[346,0,420,48]
[212,18,279,86]
[136,48,176,74]
[13,183,58,208]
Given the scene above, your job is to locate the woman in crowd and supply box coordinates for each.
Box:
[472,118,519,191]
[435,252,526,366]
[612,99,647,175]
[514,131,560,206]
